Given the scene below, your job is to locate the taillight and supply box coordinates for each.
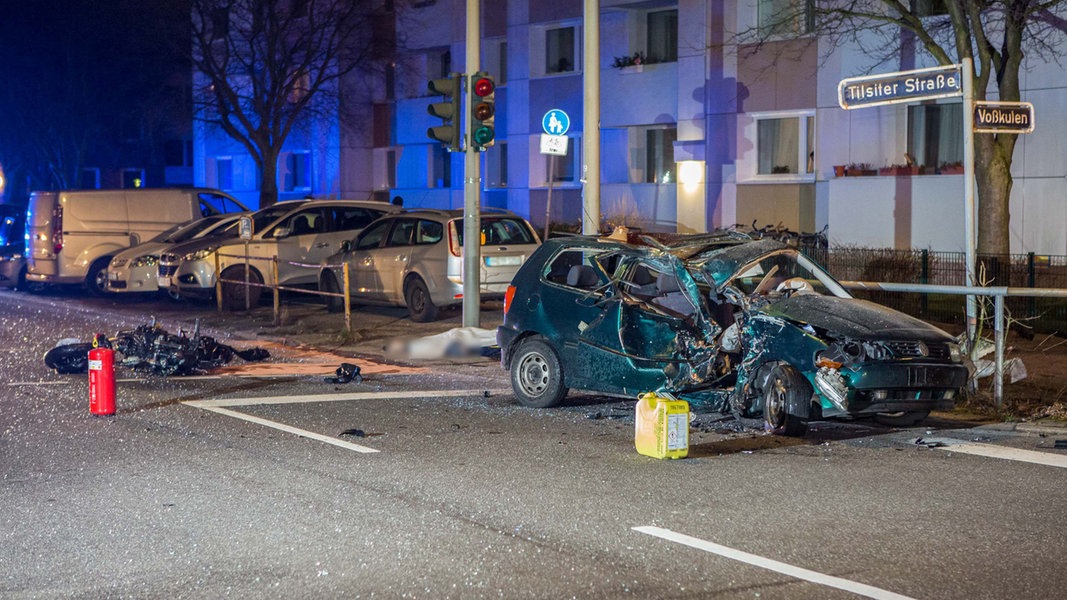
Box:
[447,220,461,257]
[52,204,63,253]
[503,285,516,316]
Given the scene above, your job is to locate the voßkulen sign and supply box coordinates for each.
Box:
[973,101,1035,134]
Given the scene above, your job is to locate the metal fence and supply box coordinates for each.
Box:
[800,245,1067,331]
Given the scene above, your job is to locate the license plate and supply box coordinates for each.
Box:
[485,255,522,267]
[157,276,171,287]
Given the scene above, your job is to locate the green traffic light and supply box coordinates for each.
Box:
[472,125,494,146]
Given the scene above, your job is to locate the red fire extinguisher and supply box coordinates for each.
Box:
[88,336,115,416]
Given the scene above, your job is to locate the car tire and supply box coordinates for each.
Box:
[220,265,263,311]
[405,276,438,322]
[85,257,112,297]
[321,272,343,313]
[510,338,568,408]
[762,364,809,437]
[874,410,930,427]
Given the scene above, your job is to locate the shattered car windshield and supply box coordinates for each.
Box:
[690,239,849,298]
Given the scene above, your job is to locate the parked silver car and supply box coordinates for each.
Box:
[318,209,540,321]
[106,213,246,295]
[162,200,399,310]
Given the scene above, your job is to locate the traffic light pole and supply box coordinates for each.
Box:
[462,0,481,328]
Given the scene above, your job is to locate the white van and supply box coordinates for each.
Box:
[25,188,249,295]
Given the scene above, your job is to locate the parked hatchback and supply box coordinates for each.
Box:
[318,209,540,321]
[162,200,399,310]
[497,234,969,436]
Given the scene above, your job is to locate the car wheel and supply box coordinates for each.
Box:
[510,338,568,408]
[320,272,343,313]
[762,364,809,437]
[874,410,930,427]
[220,265,263,311]
[405,276,438,322]
[85,257,112,297]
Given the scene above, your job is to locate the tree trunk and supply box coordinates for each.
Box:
[974,134,1016,257]
[259,149,280,208]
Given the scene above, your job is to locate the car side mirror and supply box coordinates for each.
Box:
[340,240,352,253]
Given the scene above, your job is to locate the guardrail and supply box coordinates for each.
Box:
[840,281,1067,407]
[213,251,353,331]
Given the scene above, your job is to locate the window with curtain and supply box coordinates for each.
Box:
[647,9,678,63]
[907,104,963,171]
[758,0,814,36]
[755,114,815,176]
[546,26,575,74]
[646,128,677,183]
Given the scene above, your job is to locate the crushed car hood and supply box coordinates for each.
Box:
[761,294,954,342]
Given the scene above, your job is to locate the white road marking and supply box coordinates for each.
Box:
[183,389,509,455]
[922,438,1067,469]
[191,404,380,454]
[633,526,917,600]
[188,388,509,408]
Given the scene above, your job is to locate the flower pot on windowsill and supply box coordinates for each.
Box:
[939,165,964,174]
[833,165,846,177]
[879,166,920,176]
[845,169,877,176]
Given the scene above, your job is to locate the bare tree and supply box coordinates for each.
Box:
[190,0,396,206]
[743,0,1067,256]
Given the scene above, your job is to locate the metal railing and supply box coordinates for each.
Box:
[213,251,354,331]
[841,280,1067,407]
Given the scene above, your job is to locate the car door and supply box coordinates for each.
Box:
[272,206,329,285]
[347,219,393,302]
[573,257,713,396]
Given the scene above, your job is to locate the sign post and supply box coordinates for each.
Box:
[540,109,570,240]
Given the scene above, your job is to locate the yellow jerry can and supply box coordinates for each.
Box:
[634,392,689,459]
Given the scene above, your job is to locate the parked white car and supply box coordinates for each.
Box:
[318,209,541,321]
[163,200,399,310]
[106,213,246,295]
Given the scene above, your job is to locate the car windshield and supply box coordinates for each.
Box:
[252,203,303,233]
[719,249,850,298]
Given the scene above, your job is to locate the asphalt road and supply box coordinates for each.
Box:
[2,289,1066,599]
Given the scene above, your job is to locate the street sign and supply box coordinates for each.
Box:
[542,109,570,136]
[838,64,962,110]
[239,216,253,240]
[974,100,1035,134]
[540,134,569,156]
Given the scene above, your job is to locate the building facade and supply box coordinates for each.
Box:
[194,0,1067,254]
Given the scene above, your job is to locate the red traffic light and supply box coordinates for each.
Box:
[473,76,494,97]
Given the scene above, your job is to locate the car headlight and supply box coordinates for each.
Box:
[947,342,963,363]
[130,255,159,269]
[184,247,218,261]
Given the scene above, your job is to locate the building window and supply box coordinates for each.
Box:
[645,128,677,183]
[908,103,963,171]
[646,10,678,64]
[546,26,576,74]
[485,141,508,188]
[911,0,948,17]
[483,39,507,85]
[122,169,145,188]
[281,151,311,192]
[80,168,100,189]
[758,0,814,37]
[216,157,233,190]
[755,113,815,177]
[431,145,451,188]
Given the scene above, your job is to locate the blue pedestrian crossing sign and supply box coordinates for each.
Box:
[542,109,570,136]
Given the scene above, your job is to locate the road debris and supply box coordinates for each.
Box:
[325,362,363,384]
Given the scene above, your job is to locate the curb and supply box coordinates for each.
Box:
[977,421,1067,437]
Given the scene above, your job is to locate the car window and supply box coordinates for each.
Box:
[198,192,247,214]
[542,248,606,290]
[416,220,443,245]
[355,219,391,250]
[387,219,416,247]
[332,207,380,232]
[454,216,537,246]
[729,251,833,296]
[252,204,301,234]
[283,209,327,236]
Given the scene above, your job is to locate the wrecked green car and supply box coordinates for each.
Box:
[497,234,969,436]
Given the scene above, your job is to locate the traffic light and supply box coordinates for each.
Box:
[469,72,495,151]
[427,73,462,151]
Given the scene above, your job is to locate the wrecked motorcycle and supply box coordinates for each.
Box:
[44,318,269,376]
